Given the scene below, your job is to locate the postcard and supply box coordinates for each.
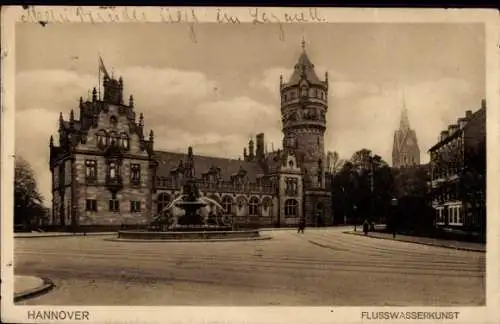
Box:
[1,6,498,324]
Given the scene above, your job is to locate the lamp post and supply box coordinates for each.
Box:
[369,155,375,225]
[391,197,398,238]
[353,205,358,231]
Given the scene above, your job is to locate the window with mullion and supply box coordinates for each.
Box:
[109,199,120,212]
[130,163,141,185]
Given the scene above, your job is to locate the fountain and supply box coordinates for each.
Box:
[163,146,231,232]
[116,147,268,242]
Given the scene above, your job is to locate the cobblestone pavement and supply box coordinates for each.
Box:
[14,227,485,306]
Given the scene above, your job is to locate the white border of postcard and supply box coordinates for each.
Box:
[1,6,499,324]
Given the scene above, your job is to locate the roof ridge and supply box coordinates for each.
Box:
[154,149,250,162]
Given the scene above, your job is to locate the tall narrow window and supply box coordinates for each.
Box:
[284,199,298,218]
[157,193,171,214]
[96,130,107,148]
[222,196,233,214]
[109,199,120,212]
[130,201,141,213]
[85,160,97,182]
[130,164,141,185]
[109,131,118,147]
[249,197,260,216]
[120,133,129,150]
[108,162,118,179]
[285,177,298,195]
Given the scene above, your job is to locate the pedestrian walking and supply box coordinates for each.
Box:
[362,219,369,236]
[391,198,399,239]
[297,219,305,234]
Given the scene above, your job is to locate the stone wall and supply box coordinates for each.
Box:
[72,154,152,226]
[304,190,332,226]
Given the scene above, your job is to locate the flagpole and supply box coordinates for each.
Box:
[98,56,101,100]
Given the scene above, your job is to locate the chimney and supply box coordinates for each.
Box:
[248,139,254,160]
[440,130,449,142]
[256,133,265,159]
[465,110,473,119]
[458,117,468,129]
[481,99,486,109]
[448,124,458,134]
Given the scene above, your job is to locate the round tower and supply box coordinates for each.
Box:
[280,40,329,189]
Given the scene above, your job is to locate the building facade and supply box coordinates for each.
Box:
[392,103,421,168]
[428,100,486,238]
[49,43,333,229]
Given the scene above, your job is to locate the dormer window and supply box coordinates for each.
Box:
[289,160,294,168]
[109,131,118,145]
[301,85,308,97]
[110,116,117,125]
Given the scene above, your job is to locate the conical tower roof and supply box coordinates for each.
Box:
[286,39,323,86]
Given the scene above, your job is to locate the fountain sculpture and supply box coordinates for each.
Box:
[116,147,267,242]
[163,146,231,231]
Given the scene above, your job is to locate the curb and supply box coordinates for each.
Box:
[104,236,273,243]
[14,277,54,303]
[343,231,485,253]
[15,233,116,238]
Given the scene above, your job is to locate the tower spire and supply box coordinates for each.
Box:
[301,36,306,50]
[399,92,410,130]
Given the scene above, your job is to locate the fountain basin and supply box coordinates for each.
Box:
[116,229,266,241]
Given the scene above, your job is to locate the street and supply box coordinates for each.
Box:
[14,227,485,306]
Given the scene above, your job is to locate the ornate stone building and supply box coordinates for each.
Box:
[49,43,333,229]
[392,102,421,168]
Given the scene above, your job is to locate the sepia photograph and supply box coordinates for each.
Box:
[1,6,498,324]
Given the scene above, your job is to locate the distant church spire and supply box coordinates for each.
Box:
[392,93,421,168]
[399,100,411,130]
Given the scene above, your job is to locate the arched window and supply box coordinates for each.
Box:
[236,196,247,211]
[221,196,233,214]
[157,193,171,214]
[120,133,129,150]
[109,131,118,146]
[262,197,272,215]
[284,199,298,218]
[96,130,107,148]
[249,197,260,216]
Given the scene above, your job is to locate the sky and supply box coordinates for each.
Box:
[15,22,485,206]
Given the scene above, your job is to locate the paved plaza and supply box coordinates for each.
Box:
[14,227,485,306]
